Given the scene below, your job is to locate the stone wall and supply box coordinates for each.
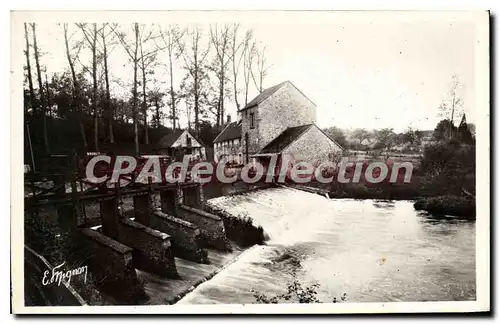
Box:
[283,125,343,166]
[177,205,232,251]
[117,219,178,278]
[150,211,208,263]
[79,228,146,304]
[24,246,86,306]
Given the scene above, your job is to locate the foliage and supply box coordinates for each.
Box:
[323,126,347,148]
[252,272,347,304]
[419,138,475,197]
[414,195,475,219]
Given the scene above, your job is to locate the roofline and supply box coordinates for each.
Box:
[313,124,345,151]
[277,124,314,153]
[240,81,288,111]
[186,129,207,147]
[259,124,314,154]
[159,129,206,148]
[213,122,232,143]
[240,81,316,111]
[288,82,317,107]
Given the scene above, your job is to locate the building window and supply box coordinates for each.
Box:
[250,112,255,129]
[186,135,192,147]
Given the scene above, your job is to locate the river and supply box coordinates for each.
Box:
[178,187,476,304]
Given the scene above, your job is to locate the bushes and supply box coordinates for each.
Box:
[205,203,265,247]
[414,195,475,219]
[251,271,347,304]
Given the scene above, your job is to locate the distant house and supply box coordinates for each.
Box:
[157,129,206,161]
[213,80,343,167]
[213,120,243,165]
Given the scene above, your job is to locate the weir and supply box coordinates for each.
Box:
[150,210,208,264]
[24,154,241,305]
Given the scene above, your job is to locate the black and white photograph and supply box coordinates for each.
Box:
[10,10,490,314]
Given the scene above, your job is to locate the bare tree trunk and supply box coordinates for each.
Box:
[194,62,199,135]
[133,23,140,155]
[64,24,87,150]
[91,23,99,152]
[44,74,51,117]
[102,24,114,144]
[24,23,35,111]
[31,23,50,154]
[155,97,160,128]
[141,58,149,145]
[168,50,176,130]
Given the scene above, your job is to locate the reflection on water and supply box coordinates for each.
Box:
[179,187,475,304]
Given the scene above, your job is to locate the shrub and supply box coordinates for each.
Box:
[414,195,475,219]
[251,272,347,304]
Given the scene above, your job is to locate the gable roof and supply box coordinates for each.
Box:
[158,129,185,148]
[241,81,289,111]
[213,121,242,143]
[158,129,206,148]
[241,80,317,111]
[259,124,345,154]
[260,124,314,154]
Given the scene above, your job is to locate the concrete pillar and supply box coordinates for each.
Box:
[53,174,66,197]
[100,197,120,240]
[57,203,83,230]
[198,184,205,207]
[160,189,178,216]
[182,186,201,208]
[133,193,151,226]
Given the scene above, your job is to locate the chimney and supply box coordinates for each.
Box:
[227,114,231,124]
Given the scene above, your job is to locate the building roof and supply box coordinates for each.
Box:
[158,129,205,148]
[241,81,289,111]
[213,121,242,143]
[158,129,184,148]
[259,124,314,154]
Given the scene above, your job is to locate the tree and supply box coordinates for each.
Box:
[98,23,119,144]
[250,42,271,93]
[181,25,210,134]
[433,119,455,142]
[209,24,232,126]
[457,113,474,144]
[138,25,160,145]
[31,23,50,154]
[242,32,255,106]
[63,23,87,150]
[115,23,141,155]
[158,25,185,130]
[229,24,253,111]
[373,128,395,150]
[352,128,370,149]
[77,23,101,152]
[438,74,464,138]
[148,88,165,129]
[24,23,35,113]
[323,126,347,148]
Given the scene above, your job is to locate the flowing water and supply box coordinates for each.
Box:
[178,187,476,304]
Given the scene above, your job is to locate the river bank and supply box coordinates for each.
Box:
[414,195,476,220]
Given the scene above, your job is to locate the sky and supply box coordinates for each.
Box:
[29,11,479,133]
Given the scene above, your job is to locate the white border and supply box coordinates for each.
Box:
[10,10,490,314]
